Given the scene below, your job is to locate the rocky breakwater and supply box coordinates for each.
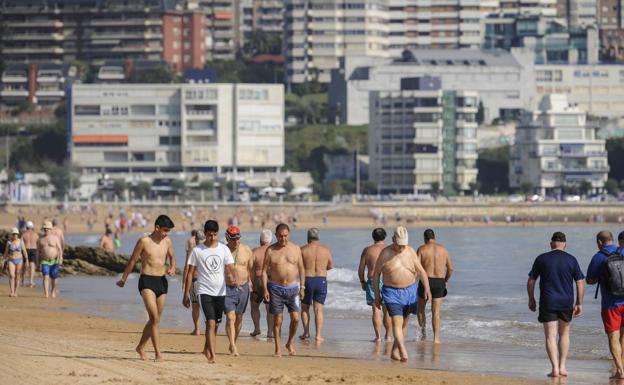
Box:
[0,230,137,276]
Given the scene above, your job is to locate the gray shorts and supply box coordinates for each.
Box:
[225,282,250,314]
[268,282,300,315]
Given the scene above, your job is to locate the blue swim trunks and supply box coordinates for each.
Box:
[268,282,300,314]
[366,277,384,306]
[302,276,327,305]
[41,262,60,279]
[382,283,418,317]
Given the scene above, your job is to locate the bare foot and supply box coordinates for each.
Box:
[315,336,324,343]
[547,371,559,378]
[390,351,401,361]
[370,337,381,342]
[267,334,274,339]
[433,339,441,344]
[154,355,163,362]
[559,367,568,377]
[229,345,239,357]
[190,329,200,336]
[400,356,408,362]
[285,343,296,356]
[136,346,147,361]
[250,330,261,337]
[299,334,310,340]
[51,290,57,298]
[609,372,624,379]
[29,284,35,288]
[274,350,282,358]
[203,350,215,364]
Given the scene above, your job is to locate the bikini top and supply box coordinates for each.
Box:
[8,242,21,254]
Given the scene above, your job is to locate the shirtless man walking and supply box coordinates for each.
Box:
[183,230,205,336]
[224,226,254,356]
[300,228,333,342]
[250,229,274,338]
[99,229,114,252]
[50,219,65,249]
[37,221,63,298]
[116,215,176,362]
[416,229,454,343]
[373,226,431,362]
[22,221,39,287]
[262,223,305,357]
[358,228,391,341]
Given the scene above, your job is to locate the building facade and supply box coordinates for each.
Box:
[1,63,76,108]
[69,83,284,173]
[369,88,479,195]
[509,94,609,194]
[284,0,390,84]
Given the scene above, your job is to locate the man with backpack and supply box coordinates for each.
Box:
[587,230,624,379]
[527,231,585,378]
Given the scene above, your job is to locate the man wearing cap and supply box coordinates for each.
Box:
[528,231,584,378]
[373,226,430,362]
[262,223,306,357]
[250,229,274,338]
[586,230,624,379]
[37,220,64,298]
[21,221,39,288]
[300,228,333,342]
[224,225,253,356]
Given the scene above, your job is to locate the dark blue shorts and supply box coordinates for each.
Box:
[41,263,60,279]
[302,276,327,305]
[268,282,300,314]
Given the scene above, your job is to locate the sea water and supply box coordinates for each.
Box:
[60,225,624,384]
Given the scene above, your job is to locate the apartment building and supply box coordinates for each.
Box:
[556,0,597,27]
[509,94,608,194]
[69,83,284,173]
[329,49,532,125]
[597,0,624,61]
[0,0,206,73]
[369,86,479,195]
[241,0,283,36]
[498,0,557,16]
[1,63,75,108]
[192,0,241,61]
[284,0,390,84]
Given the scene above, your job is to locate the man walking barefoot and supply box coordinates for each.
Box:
[250,229,274,338]
[116,215,176,362]
[300,228,333,342]
[416,229,454,343]
[38,221,63,298]
[358,228,391,342]
[373,226,430,362]
[22,221,39,288]
[262,223,305,357]
[528,231,584,378]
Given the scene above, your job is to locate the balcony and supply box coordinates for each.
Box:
[0,89,29,98]
[185,110,215,120]
[6,33,64,41]
[36,90,65,98]
[1,73,28,83]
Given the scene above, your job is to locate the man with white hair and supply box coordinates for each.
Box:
[21,221,39,287]
[250,229,274,337]
[373,226,431,362]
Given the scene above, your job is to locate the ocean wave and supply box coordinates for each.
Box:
[327,267,360,284]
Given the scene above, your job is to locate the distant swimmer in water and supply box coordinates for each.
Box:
[99,229,114,252]
[415,229,454,343]
[250,229,274,338]
[300,228,333,343]
[4,227,28,297]
[21,221,39,288]
[262,223,305,357]
[528,231,584,378]
[116,215,177,362]
[373,226,430,362]
[38,221,63,298]
[358,228,391,342]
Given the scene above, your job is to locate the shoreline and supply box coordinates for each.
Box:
[0,284,542,385]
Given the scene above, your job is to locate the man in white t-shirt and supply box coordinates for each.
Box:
[183,220,237,363]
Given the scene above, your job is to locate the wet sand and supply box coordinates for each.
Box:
[0,285,544,385]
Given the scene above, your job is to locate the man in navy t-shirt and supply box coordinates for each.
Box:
[586,230,624,379]
[527,231,585,378]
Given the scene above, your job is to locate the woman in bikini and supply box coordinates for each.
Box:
[4,227,28,297]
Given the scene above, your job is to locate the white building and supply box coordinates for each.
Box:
[369,88,479,194]
[284,0,390,84]
[70,83,284,174]
[509,94,609,195]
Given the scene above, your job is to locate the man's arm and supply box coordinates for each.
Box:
[166,239,176,276]
[413,250,431,300]
[357,249,367,291]
[574,279,585,317]
[445,252,454,283]
[297,247,305,298]
[20,240,28,267]
[326,248,334,271]
[99,236,105,249]
[56,238,63,266]
[247,247,254,291]
[586,255,599,285]
[182,250,192,295]
[116,239,143,287]
[527,277,537,312]
[262,248,271,302]
[225,263,238,284]
[372,252,384,309]
[183,265,195,308]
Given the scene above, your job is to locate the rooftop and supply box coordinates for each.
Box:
[394,49,522,68]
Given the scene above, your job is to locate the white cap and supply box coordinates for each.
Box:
[394,226,409,246]
[260,229,273,244]
[26,221,34,229]
[11,227,20,234]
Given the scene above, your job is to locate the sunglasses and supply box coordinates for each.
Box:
[226,234,241,240]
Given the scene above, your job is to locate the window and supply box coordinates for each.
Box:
[75,105,100,116]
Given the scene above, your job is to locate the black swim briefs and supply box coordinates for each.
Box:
[418,277,447,299]
[538,308,573,323]
[26,249,38,264]
[138,274,168,298]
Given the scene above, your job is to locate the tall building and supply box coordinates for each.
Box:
[369,86,479,195]
[509,94,609,195]
[162,12,206,74]
[597,0,624,61]
[284,0,390,84]
[556,0,597,27]
[1,63,76,108]
[194,0,241,61]
[0,0,207,73]
[69,83,284,173]
[498,0,557,16]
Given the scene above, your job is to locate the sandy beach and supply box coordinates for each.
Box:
[0,284,545,385]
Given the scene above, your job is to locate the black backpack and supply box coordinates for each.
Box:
[595,247,624,299]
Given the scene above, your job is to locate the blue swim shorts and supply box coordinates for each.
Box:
[382,283,418,317]
[302,276,327,305]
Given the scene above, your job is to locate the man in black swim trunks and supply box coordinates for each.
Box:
[415,229,454,343]
[117,215,177,362]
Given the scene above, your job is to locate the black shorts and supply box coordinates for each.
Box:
[138,275,168,298]
[200,294,225,323]
[26,249,38,264]
[538,308,573,323]
[418,277,447,299]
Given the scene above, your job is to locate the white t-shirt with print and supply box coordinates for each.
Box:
[187,242,234,296]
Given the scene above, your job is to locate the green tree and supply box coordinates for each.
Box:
[477,146,510,194]
[112,179,128,199]
[469,181,482,194]
[132,181,151,199]
[430,181,441,196]
[578,180,592,196]
[520,181,534,195]
[46,164,80,199]
[283,177,295,194]
[35,179,49,197]
[361,180,377,195]
[170,179,185,196]
[476,101,485,124]
[607,137,624,182]
[604,178,619,195]
[198,180,214,191]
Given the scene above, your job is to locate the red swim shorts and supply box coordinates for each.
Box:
[601,305,624,333]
